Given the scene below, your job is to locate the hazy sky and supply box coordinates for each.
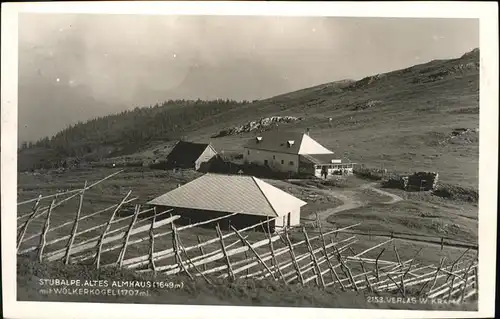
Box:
[18,14,479,143]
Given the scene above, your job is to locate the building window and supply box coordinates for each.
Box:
[289,161,294,166]
[281,160,284,165]
[264,160,269,166]
[247,150,250,155]
[273,155,276,160]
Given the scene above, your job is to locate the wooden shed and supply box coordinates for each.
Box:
[146,173,307,233]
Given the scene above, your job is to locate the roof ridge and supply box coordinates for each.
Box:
[243,147,300,155]
[251,177,279,217]
[176,140,209,145]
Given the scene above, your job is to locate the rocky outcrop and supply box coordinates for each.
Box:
[347,74,386,90]
[212,116,303,138]
[412,61,479,84]
[439,128,479,145]
[352,99,383,111]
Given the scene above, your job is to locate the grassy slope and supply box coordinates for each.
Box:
[189,50,479,188]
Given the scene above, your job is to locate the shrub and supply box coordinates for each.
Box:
[432,183,478,203]
[353,167,386,181]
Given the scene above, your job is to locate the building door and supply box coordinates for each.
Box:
[287,213,291,227]
[264,159,269,166]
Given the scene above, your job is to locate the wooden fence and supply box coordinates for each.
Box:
[301,218,479,251]
[16,171,478,303]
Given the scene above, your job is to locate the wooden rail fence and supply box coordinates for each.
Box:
[16,171,478,303]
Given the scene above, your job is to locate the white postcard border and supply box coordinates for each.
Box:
[1,2,498,319]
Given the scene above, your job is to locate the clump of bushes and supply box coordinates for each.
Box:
[353,167,387,181]
[432,183,478,203]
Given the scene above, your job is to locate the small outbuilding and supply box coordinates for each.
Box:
[146,173,307,232]
[165,141,217,171]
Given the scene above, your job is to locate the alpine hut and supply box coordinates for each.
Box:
[146,173,307,233]
[164,141,217,171]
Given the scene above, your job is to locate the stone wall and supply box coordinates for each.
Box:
[382,171,439,191]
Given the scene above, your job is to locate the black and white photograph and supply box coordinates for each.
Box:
[2,2,498,319]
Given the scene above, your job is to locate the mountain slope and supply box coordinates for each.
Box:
[187,48,480,188]
[18,49,479,187]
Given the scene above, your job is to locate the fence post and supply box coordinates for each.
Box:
[197,235,207,272]
[245,250,250,277]
[64,181,87,264]
[17,195,42,251]
[267,217,285,282]
[302,226,325,288]
[94,191,132,269]
[216,224,234,281]
[333,245,357,291]
[284,228,304,285]
[37,198,57,263]
[318,223,344,290]
[116,204,140,268]
[171,222,193,280]
[149,207,157,273]
[374,248,385,283]
[393,243,402,266]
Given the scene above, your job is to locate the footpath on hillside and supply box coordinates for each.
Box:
[294,180,403,223]
[295,179,476,251]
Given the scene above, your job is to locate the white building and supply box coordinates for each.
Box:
[243,131,340,175]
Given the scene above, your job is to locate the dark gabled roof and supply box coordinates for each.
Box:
[243,131,306,154]
[166,141,212,166]
[300,154,341,165]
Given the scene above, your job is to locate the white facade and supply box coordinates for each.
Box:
[243,133,334,174]
[194,145,218,170]
[244,148,299,173]
[274,208,301,229]
[253,177,306,228]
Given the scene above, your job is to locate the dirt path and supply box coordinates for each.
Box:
[301,181,403,225]
[360,182,404,204]
[294,180,476,252]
